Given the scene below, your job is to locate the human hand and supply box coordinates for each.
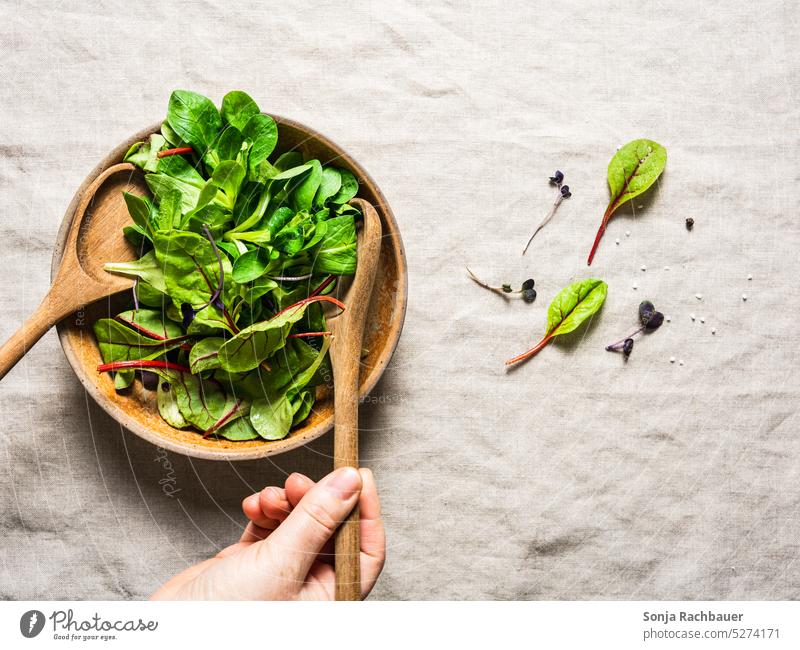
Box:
[151,467,384,600]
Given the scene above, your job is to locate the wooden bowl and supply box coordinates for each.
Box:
[52,117,407,461]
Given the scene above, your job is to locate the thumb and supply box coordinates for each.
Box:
[261,467,362,584]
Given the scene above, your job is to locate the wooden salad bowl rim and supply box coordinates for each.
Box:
[52,116,408,461]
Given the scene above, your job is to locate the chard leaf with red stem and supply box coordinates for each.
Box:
[587,139,666,265]
[506,278,608,366]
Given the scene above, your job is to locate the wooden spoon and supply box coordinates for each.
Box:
[0,163,142,381]
[329,197,383,600]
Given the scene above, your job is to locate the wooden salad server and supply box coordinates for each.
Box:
[0,163,141,381]
[329,198,383,600]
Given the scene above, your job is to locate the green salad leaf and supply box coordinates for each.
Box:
[167,90,222,153]
[506,279,608,366]
[98,89,362,441]
[587,139,666,265]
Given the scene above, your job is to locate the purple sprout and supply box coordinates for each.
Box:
[606,300,664,357]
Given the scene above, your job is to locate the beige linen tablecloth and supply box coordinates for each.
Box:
[0,0,798,599]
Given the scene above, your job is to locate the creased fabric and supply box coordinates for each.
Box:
[0,0,798,599]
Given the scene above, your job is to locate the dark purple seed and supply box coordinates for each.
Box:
[639,300,656,325]
[645,311,664,330]
[522,288,537,303]
[181,303,195,329]
[140,370,159,390]
[521,278,535,291]
[623,338,634,356]
[550,170,564,184]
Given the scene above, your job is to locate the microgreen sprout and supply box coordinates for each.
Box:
[522,171,571,254]
[685,217,694,230]
[467,267,537,302]
[606,300,664,358]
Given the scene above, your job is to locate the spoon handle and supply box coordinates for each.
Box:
[333,338,363,601]
[0,290,74,381]
[331,199,383,601]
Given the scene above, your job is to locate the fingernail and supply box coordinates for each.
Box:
[325,467,362,499]
[244,493,259,510]
[264,486,285,502]
[289,472,313,486]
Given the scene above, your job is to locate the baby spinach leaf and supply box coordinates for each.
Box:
[183,204,232,236]
[157,155,206,187]
[273,225,305,256]
[250,394,293,440]
[160,121,185,147]
[269,163,313,183]
[232,247,271,283]
[195,160,245,212]
[153,189,183,231]
[290,391,314,426]
[217,416,259,441]
[146,172,200,213]
[291,160,323,211]
[314,167,342,207]
[123,224,149,249]
[242,113,278,179]
[216,240,242,261]
[313,215,357,274]
[335,203,360,218]
[263,206,293,237]
[136,280,169,308]
[167,90,221,153]
[207,126,245,170]
[587,139,666,265]
[242,275,278,304]
[123,192,153,232]
[506,278,608,366]
[226,229,272,245]
[227,184,271,234]
[274,151,304,171]
[329,168,358,204]
[221,90,260,132]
